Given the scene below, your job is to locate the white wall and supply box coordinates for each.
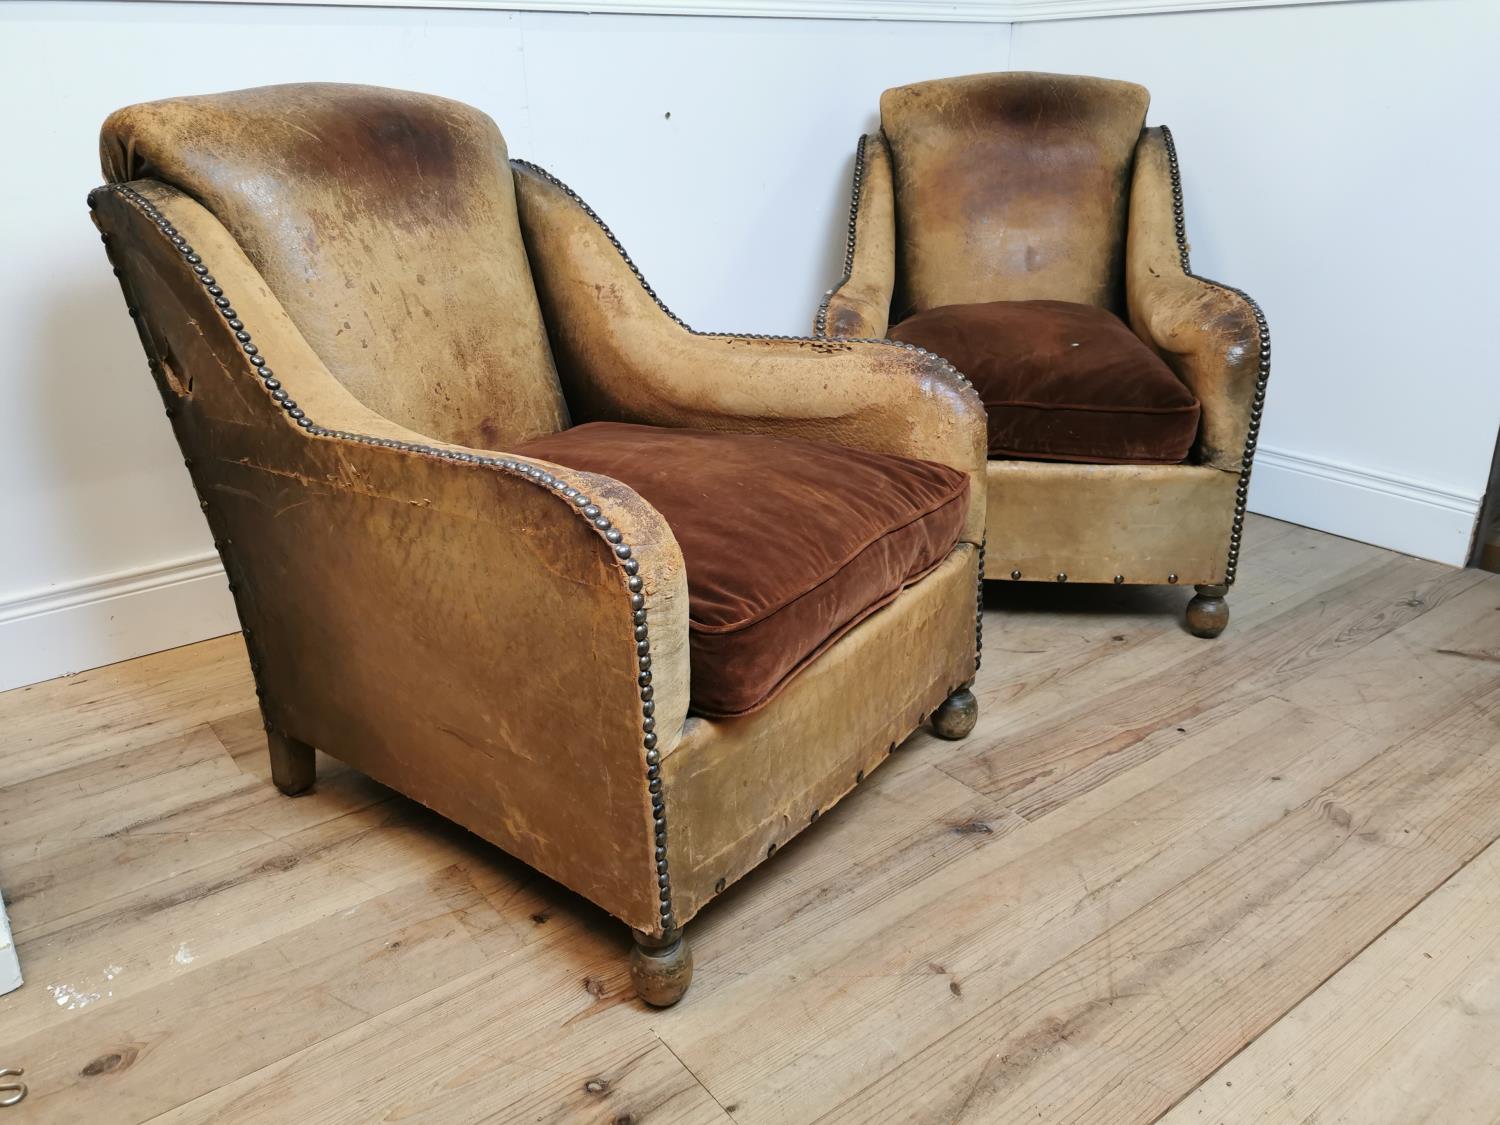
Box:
[0,0,1496,692]
[1012,0,1500,568]
[0,0,1010,691]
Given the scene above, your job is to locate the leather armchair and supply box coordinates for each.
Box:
[817,72,1270,637]
[88,83,986,1006]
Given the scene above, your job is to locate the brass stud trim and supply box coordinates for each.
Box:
[509,158,977,404]
[814,133,869,338]
[974,536,985,672]
[1160,126,1270,588]
[92,180,681,933]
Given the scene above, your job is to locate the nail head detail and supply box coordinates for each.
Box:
[102,180,679,933]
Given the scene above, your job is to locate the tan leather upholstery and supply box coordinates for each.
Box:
[665,544,978,922]
[880,72,1149,318]
[90,85,985,965]
[818,72,1267,593]
[818,132,897,340]
[92,181,689,933]
[102,84,567,450]
[1127,127,1267,473]
[986,462,1236,587]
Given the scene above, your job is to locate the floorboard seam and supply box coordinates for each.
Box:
[658,1032,736,1119]
[1146,819,1500,1124]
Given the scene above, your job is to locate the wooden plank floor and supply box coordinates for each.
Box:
[2,514,1498,1123]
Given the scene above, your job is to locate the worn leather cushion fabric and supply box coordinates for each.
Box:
[888,300,1201,464]
[515,422,968,718]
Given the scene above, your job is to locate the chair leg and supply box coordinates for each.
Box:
[931,686,979,740]
[630,928,693,1007]
[267,731,316,796]
[1186,584,1230,639]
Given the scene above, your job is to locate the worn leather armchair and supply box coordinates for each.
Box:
[88,84,986,1005]
[817,72,1270,636]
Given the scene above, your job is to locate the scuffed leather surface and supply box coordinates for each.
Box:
[511,162,989,546]
[93,183,689,934]
[664,544,978,925]
[820,132,896,339]
[881,72,1149,317]
[94,83,987,942]
[101,83,568,450]
[1127,127,1265,472]
[985,461,1237,586]
[517,422,967,717]
[889,299,1200,463]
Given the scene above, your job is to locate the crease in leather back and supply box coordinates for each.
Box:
[880,71,1150,317]
[100,82,569,449]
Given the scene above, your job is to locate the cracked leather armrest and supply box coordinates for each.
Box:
[512,159,986,542]
[1126,126,1270,473]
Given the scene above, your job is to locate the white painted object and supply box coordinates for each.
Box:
[0,890,21,996]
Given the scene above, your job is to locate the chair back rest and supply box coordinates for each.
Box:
[101,83,568,448]
[880,72,1149,317]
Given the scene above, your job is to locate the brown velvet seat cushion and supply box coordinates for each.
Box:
[888,300,1201,464]
[515,422,968,718]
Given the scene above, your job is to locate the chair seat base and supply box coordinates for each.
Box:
[984,459,1237,589]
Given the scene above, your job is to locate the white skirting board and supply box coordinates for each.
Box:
[0,553,239,694]
[0,447,1482,694]
[1247,447,1482,568]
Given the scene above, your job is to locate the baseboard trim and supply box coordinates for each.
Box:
[1247,446,1481,567]
[0,552,238,693]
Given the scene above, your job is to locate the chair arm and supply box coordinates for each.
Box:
[511,160,987,542]
[1126,126,1271,472]
[815,132,898,340]
[90,180,690,933]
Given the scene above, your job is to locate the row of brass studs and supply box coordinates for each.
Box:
[975,538,985,672]
[1006,570,1180,584]
[813,133,869,338]
[103,226,279,729]
[1159,126,1271,587]
[508,159,974,397]
[88,182,680,932]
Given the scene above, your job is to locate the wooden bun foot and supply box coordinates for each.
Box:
[1186,584,1230,639]
[630,930,693,1007]
[931,687,979,741]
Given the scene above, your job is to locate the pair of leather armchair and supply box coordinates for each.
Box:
[89,73,1265,1007]
[89,83,985,1006]
[819,72,1269,637]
